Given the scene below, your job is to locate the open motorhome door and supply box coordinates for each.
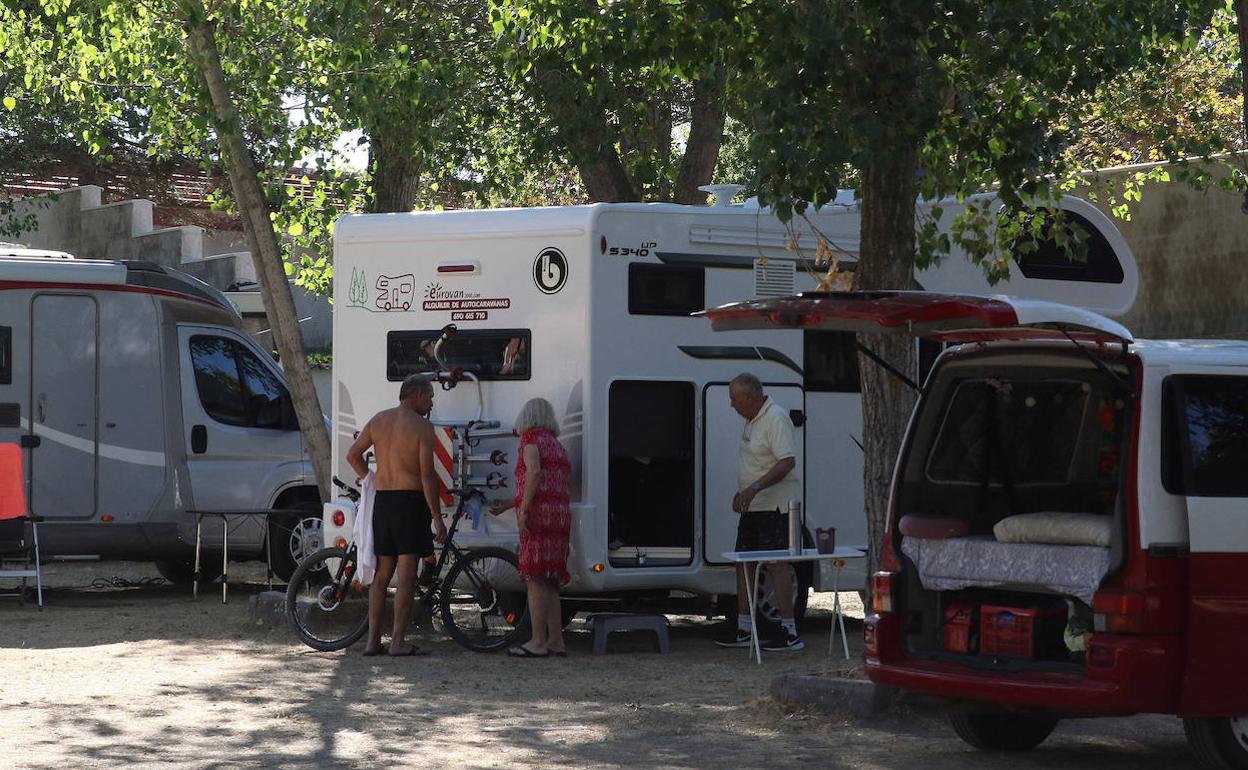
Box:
[697,291,1133,346]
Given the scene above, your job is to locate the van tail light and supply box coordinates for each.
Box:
[872,571,896,614]
[332,510,345,527]
[1093,590,1146,634]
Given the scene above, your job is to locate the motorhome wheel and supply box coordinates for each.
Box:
[270,499,324,582]
[1184,716,1248,769]
[948,712,1058,751]
[755,564,811,626]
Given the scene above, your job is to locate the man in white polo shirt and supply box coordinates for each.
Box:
[715,372,804,651]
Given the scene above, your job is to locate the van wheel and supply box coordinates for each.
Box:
[949,712,1058,751]
[270,500,323,583]
[755,564,811,628]
[1184,716,1248,769]
[155,558,223,585]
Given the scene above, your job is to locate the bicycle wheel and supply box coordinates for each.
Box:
[286,546,370,651]
[438,546,529,652]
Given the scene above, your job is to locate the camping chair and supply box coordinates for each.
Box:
[0,443,42,608]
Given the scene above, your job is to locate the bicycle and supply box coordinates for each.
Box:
[285,476,528,653]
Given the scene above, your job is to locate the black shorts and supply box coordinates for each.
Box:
[735,509,786,552]
[372,490,434,558]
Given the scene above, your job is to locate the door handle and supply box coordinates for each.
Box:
[37,393,46,423]
[191,424,208,454]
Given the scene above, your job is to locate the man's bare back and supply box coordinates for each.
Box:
[358,405,434,491]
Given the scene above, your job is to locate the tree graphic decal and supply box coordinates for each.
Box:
[348,267,368,306]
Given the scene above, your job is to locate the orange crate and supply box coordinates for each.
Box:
[980,605,1065,658]
[943,603,976,654]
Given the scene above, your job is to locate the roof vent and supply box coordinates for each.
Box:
[754,258,795,298]
[698,184,744,208]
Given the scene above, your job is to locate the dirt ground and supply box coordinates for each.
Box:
[0,561,1201,770]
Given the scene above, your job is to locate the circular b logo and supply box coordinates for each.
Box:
[533,247,568,294]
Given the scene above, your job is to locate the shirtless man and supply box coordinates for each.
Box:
[347,375,447,657]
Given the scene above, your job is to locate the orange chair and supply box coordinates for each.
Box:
[0,443,42,608]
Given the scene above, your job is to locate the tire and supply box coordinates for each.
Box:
[285,546,369,652]
[1184,717,1248,769]
[269,499,323,583]
[156,558,222,585]
[949,712,1059,751]
[438,546,529,653]
[755,563,812,627]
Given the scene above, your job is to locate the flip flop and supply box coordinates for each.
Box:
[388,646,429,657]
[507,645,549,658]
[548,650,568,658]
[362,646,386,657]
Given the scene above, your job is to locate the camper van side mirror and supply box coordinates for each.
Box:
[280,394,300,431]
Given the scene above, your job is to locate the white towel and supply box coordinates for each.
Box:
[352,471,378,585]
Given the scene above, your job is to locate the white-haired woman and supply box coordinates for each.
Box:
[492,397,572,657]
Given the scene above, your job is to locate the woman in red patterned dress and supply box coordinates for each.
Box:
[492,397,572,657]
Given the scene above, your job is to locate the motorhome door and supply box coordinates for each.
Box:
[177,326,303,544]
[702,383,805,565]
[29,294,99,520]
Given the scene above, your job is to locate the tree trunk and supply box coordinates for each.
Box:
[1236,1,1248,173]
[854,141,920,581]
[576,149,638,202]
[537,67,639,202]
[183,4,332,502]
[675,72,727,205]
[367,126,423,213]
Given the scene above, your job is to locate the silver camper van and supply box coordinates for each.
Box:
[0,248,320,581]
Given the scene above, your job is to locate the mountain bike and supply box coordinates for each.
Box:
[285,478,527,653]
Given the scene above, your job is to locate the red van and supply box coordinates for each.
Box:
[703,291,1248,768]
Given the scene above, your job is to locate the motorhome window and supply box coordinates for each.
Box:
[190,337,248,427]
[926,379,1089,484]
[0,326,10,385]
[803,331,860,393]
[627,263,704,316]
[1011,210,1125,284]
[386,330,531,381]
[236,346,288,430]
[1167,375,1248,496]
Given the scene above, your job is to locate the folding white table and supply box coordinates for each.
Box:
[722,546,864,664]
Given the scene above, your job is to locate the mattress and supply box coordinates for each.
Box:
[900,535,1110,604]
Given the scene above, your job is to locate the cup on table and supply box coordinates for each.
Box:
[815,527,836,554]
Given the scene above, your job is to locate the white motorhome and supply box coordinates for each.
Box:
[328,193,1137,616]
[0,247,321,581]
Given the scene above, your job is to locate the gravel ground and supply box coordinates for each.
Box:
[0,561,1200,769]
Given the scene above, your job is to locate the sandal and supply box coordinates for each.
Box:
[507,645,549,658]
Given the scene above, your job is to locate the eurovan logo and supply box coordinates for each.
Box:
[424,282,481,301]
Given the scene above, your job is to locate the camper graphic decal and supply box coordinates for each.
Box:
[534,247,568,294]
[347,268,369,307]
[375,273,416,311]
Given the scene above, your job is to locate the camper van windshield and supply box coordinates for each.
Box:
[387,329,531,381]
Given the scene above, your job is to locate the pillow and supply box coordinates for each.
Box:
[993,512,1111,547]
[899,514,969,539]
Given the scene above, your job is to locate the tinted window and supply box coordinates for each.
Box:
[927,379,1089,484]
[1166,375,1248,496]
[804,331,860,393]
[237,346,286,429]
[190,336,291,429]
[628,263,705,316]
[387,329,531,381]
[1011,210,1124,284]
[190,337,247,427]
[0,326,10,385]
